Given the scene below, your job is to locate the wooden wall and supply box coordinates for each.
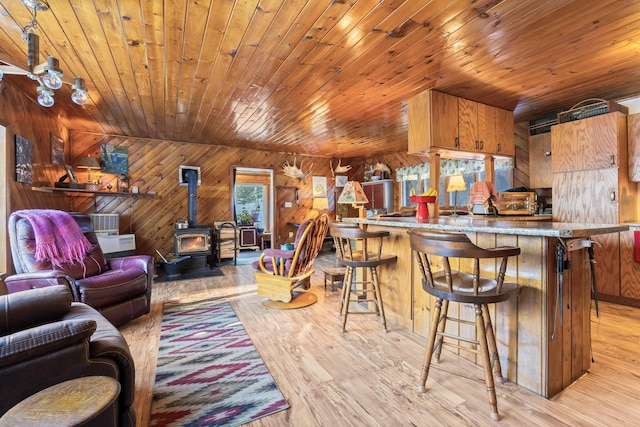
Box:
[1,81,70,278]
[514,122,531,189]
[1,78,527,274]
[69,132,338,262]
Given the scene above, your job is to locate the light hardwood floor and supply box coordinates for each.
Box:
[120,252,640,426]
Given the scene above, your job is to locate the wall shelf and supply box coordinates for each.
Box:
[32,187,161,198]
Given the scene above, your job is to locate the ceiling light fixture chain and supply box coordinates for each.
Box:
[0,0,88,107]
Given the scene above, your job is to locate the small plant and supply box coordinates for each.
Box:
[237,208,253,224]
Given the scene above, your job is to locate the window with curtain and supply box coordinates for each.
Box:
[396,163,429,208]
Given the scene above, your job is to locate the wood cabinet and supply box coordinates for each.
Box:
[628,113,640,181]
[552,112,637,301]
[361,179,394,212]
[239,226,258,247]
[552,113,623,174]
[529,133,552,188]
[408,90,514,157]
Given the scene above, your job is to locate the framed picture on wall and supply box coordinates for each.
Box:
[312,176,327,197]
[51,133,65,166]
[15,135,33,184]
[99,144,129,174]
[335,175,348,187]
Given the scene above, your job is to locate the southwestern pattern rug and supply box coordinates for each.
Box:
[150,297,289,426]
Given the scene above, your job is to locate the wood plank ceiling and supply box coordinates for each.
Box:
[1,0,640,158]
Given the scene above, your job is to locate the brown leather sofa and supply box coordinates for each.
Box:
[0,284,136,426]
[7,211,153,327]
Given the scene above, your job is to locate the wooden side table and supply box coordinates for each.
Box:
[0,376,120,427]
[323,267,346,291]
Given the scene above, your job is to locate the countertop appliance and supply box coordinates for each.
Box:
[498,192,537,216]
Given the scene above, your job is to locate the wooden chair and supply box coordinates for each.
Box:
[408,229,521,421]
[254,214,329,308]
[330,222,397,332]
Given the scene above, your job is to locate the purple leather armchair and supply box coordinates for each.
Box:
[7,211,153,327]
[0,284,136,426]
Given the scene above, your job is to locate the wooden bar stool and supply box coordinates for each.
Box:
[408,229,521,421]
[330,223,397,333]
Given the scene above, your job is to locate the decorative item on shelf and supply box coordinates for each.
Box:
[447,174,467,217]
[77,155,100,185]
[373,162,392,180]
[0,0,89,107]
[117,174,129,193]
[282,155,312,184]
[337,181,369,218]
[330,159,351,178]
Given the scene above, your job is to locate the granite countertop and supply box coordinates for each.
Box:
[342,216,628,238]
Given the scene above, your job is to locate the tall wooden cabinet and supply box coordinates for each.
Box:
[552,112,637,301]
[408,90,514,157]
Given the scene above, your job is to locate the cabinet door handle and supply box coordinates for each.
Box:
[455,137,459,148]
[475,140,478,150]
[610,155,615,166]
[610,190,616,202]
[480,140,484,150]
[497,143,501,152]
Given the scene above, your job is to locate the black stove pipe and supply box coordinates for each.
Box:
[186,169,198,227]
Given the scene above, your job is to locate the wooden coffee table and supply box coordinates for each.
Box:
[0,376,120,427]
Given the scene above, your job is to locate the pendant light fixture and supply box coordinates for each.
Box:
[0,0,89,107]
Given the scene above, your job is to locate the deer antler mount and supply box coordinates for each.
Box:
[282,156,313,185]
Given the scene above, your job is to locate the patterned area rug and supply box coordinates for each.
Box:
[150,298,289,426]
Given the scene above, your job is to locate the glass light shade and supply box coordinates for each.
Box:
[77,155,101,183]
[77,155,100,169]
[42,57,63,90]
[447,175,467,192]
[42,71,63,90]
[36,86,54,107]
[117,174,129,192]
[71,90,88,105]
[0,69,3,80]
[71,77,88,105]
[337,181,369,205]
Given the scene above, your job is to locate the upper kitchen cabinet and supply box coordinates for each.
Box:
[408,90,514,157]
[551,112,626,174]
[495,108,516,156]
[408,90,459,153]
[628,113,640,181]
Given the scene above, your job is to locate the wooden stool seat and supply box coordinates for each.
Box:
[330,223,397,333]
[0,376,120,427]
[323,267,346,291]
[408,229,521,421]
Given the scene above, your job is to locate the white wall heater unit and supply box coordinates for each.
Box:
[89,213,120,236]
[96,234,136,259]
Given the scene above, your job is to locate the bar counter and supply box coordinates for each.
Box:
[342,216,628,398]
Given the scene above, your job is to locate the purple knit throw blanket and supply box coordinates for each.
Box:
[14,209,92,267]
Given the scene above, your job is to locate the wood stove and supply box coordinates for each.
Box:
[172,166,212,272]
[174,228,212,256]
